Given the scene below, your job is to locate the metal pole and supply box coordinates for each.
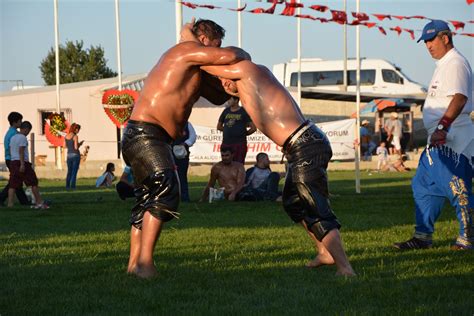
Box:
[355,0,361,194]
[53,0,62,170]
[297,5,301,106]
[343,0,348,91]
[237,0,242,48]
[114,0,122,90]
[114,0,124,160]
[176,0,183,43]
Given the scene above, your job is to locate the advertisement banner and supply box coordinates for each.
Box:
[189,118,355,163]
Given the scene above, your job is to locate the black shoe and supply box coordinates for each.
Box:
[393,237,432,250]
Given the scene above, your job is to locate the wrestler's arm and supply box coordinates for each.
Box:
[200,165,219,202]
[183,43,249,67]
[228,164,246,201]
[200,62,245,80]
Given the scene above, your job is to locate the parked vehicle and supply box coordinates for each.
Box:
[272,58,426,96]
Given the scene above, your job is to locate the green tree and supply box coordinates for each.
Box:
[40,40,117,85]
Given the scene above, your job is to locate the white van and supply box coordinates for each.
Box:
[273,58,427,96]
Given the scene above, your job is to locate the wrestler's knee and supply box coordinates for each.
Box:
[143,170,180,221]
[304,217,341,241]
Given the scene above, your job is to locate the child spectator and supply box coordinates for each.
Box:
[96,162,116,188]
[7,121,49,209]
[376,141,389,171]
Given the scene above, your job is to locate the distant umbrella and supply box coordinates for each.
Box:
[352,98,409,117]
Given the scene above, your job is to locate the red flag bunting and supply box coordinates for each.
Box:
[390,26,402,35]
[467,0,474,4]
[295,14,317,21]
[280,0,302,16]
[361,22,377,28]
[309,5,328,12]
[460,33,474,37]
[181,2,197,9]
[403,29,415,40]
[449,20,465,30]
[392,15,406,20]
[229,3,247,11]
[378,27,387,35]
[469,21,474,23]
[352,12,369,21]
[409,15,426,19]
[373,14,391,21]
[250,8,265,14]
[331,10,347,24]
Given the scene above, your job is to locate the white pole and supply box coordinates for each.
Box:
[176,0,183,44]
[114,0,122,90]
[343,0,348,91]
[237,0,242,48]
[297,5,301,106]
[53,0,62,170]
[114,0,124,162]
[355,0,361,194]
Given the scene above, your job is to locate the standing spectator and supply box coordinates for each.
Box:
[96,162,116,188]
[116,165,135,200]
[217,96,256,164]
[64,123,84,190]
[7,121,49,209]
[0,112,29,206]
[237,152,281,201]
[172,122,196,202]
[360,120,376,161]
[394,20,473,250]
[376,141,389,171]
[384,112,403,156]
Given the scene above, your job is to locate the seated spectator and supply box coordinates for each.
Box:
[116,165,135,200]
[237,152,281,201]
[200,147,245,202]
[383,155,411,172]
[7,121,49,209]
[96,162,116,188]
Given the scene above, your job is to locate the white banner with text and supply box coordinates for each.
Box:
[189,118,355,163]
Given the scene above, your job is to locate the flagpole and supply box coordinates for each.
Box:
[355,0,361,194]
[296,4,301,107]
[114,0,122,91]
[237,0,242,48]
[343,0,348,91]
[176,0,182,43]
[53,0,62,170]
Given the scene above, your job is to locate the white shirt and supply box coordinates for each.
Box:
[423,48,473,157]
[9,133,29,162]
[247,167,271,189]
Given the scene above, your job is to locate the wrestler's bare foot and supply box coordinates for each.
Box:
[306,253,335,268]
[335,268,356,277]
[131,264,158,279]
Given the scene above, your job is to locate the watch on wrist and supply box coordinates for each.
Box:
[436,124,445,131]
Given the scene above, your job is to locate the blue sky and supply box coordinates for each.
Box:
[0,0,472,91]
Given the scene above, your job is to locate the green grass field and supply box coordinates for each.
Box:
[1,171,473,315]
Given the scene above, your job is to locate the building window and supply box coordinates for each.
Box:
[38,109,72,135]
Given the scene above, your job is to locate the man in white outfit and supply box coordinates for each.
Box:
[394,20,473,250]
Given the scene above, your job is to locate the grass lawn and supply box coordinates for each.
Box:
[1,171,473,315]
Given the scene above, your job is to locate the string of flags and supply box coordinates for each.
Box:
[180,1,474,40]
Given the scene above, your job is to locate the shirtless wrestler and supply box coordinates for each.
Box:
[201,57,355,276]
[200,147,246,202]
[122,19,248,279]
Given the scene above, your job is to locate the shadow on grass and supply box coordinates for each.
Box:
[1,233,472,314]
